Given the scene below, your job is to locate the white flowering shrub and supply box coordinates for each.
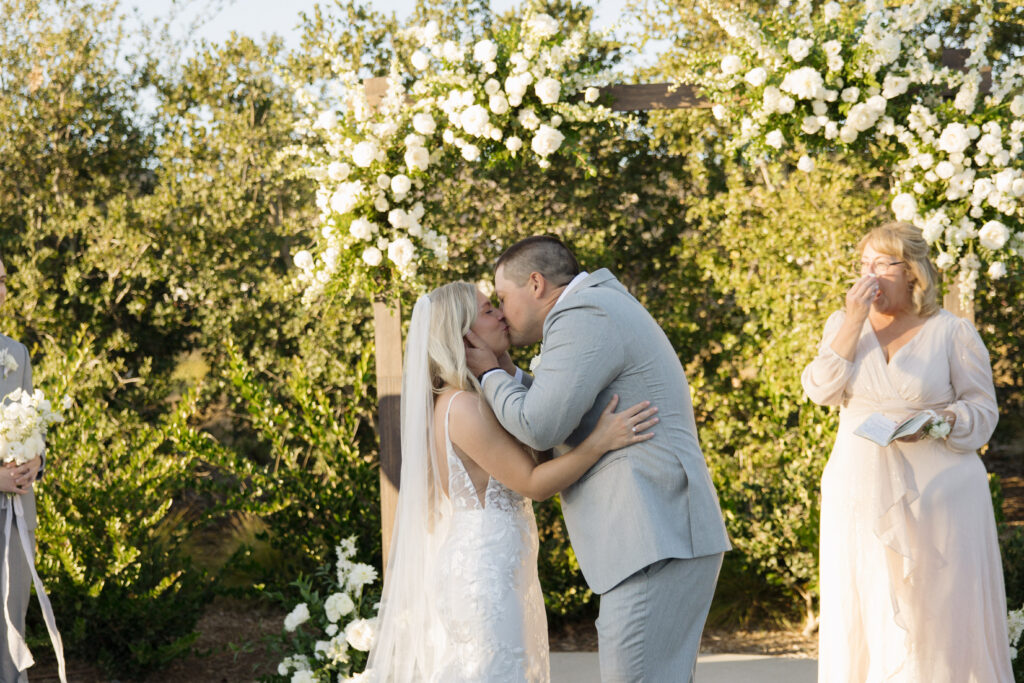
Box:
[685,0,1024,306]
[263,537,380,683]
[1010,604,1024,679]
[288,7,613,300]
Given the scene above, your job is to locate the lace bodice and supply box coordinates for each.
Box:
[432,391,549,682]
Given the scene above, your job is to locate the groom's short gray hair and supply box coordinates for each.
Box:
[495,236,580,287]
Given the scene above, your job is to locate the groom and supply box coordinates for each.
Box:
[466,236,730,682]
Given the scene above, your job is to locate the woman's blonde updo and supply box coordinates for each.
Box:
[427,281,482,394]
[858,221,940,317]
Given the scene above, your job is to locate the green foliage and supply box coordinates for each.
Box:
[29,331,230,678]
[224,340,382,578]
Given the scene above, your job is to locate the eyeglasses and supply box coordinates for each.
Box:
[859,258,905,275]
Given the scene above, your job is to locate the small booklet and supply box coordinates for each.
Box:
[853,411,935,447]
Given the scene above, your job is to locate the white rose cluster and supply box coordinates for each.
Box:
[0,388,64,465]
[697,0,1024,300]
[290,9,613,299]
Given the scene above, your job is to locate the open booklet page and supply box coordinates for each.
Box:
[853,411,934,447]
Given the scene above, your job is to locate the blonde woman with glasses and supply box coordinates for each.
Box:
[366,282,657,682]
[802,222,1012,681]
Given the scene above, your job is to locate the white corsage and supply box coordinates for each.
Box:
[926,413,952,440]
[0,348,18,379]
[529,353,542,372]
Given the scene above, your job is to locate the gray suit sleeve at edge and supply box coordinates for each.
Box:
[19,344,44,480]
[484,305,624,450]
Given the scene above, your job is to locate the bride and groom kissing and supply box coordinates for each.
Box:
[367,235,731,682]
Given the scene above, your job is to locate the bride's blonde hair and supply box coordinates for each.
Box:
[427,282,482,395]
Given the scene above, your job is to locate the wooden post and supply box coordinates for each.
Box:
[373,299,403,570]
[943,276,976,324]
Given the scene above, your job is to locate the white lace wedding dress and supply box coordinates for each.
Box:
[432,391,550,682]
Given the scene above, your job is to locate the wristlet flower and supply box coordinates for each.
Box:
[925,413,952,440]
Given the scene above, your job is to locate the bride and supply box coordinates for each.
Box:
[366,282,658,682]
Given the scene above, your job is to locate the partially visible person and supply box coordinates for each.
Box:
[802,222,1012,682]
[367,282,658,682]
[0,255,44,683]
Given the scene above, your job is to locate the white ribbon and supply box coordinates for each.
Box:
[2,494,66,682]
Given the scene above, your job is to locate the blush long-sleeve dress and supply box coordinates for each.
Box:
[802,309,1012,683]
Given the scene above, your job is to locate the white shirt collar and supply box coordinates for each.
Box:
[556,271,589,306]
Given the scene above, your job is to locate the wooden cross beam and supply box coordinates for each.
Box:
[373,48,983,564]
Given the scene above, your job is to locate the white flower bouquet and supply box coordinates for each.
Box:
[269,536,380,683]
[287,7,614,299]
[0,388,66,465]
[686,0,1024,306]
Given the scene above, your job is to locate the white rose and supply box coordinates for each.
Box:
[762,85,782,112]
[584,87,600,103]
[327,162,350,181]
[412,113,436,136]
[1011,95,1024,118]
[375,174,390,190]
[316,110,338,130]
[812,100,828,116]
[780,67,824,100]
[473,39,498,63]
[866,95,887,115]
[411,51,429,71]
[292,671,317,683]
[518,108,541,131]
[720,55,742,76]
[891,193,918,221]
[788,37,813,62]
[534,77,561,105]
[1012,178,1024,197]
[284,603,310,632]
[362,246,383,266]
[777,96,795,114]
[505,136,523,153]
[351,141,378,168]
[935,252,955,270]
[924,34,941,51]
[460,105,490,137]
[712,104,727,120]
[387,238,416,270]
[978,220,1009,250]
[388,209,409,229]
[461,144,481,161]
[873,33,901,65]
[765,129,785,149]
[390,174,412,195]
[823,2,841,20]
[330,181,364,215]
[324,592,356,622]
[404,145,430,172]
[797,155,815,172]
[527,13,559,38]
[841,87,860,103]
[839,126,858,143]
[988,261,1007,279]
[938,123,971,154]
[489,93,509,115]
[801,116,823,134]
[349,218,374,241]
[846,103,876,132]
[744,67,767,87]
[977,133,1002,156]
[483,79,500,96]
[293,250,314,272]
[373,194,389,212]
[881,74,909,99]
[531,124,565,157]
[916,153,934,170]
[505,74,529,101]
[935,161,956,180]
[824,121,839,139]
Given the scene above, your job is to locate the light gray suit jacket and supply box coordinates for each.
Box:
[484,269,730,593]
[0,334,37,529]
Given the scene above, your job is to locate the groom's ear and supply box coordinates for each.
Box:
[527,271,546,298]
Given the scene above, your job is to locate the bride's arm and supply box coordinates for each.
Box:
[449,392,657,501]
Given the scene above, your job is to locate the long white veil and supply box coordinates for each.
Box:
[366,294,452,682]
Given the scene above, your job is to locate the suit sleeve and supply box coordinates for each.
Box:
[19,344,45,479]
[483,303,624,451]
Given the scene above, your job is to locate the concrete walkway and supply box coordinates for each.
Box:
[551,652,817,682]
